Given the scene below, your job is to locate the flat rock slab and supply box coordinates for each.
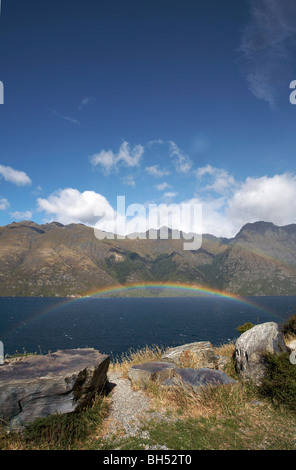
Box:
[161,341,219,369]
[163,368,237,392]
[128,362,176,385]
[128,361,236,394]
[0,349,109,429]
[176,367,237,388]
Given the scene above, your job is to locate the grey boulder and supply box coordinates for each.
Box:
[0,348,110,429]
[235,322,287,384]
[161,341,219,369]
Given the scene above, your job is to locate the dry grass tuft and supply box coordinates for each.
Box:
[110,345,165,377]
[214,341,236,358]
[143,378,253,422]
[149,382,215,420]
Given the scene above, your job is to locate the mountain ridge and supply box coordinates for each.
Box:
[1,219,296,296]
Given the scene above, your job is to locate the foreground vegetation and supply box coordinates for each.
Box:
[1,319,296,451]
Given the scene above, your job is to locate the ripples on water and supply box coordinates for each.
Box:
[0,296,295,360]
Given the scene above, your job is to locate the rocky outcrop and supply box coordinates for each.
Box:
[128,360,236,392]
[128,341,236,392]
[235,322,287,385]
[0,321,289,430]
[163,368,237,392]
[0,349,109,429]
[161,341,219,369]
[129,322,290,392]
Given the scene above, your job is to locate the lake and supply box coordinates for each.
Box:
[0,296,295,360]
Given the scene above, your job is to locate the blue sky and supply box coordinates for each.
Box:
[1,0,296,237]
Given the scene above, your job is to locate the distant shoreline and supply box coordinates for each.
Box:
[0,292,211,299]
[0,292,294,299]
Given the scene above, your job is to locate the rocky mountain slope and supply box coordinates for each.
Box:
[0,220,296,296]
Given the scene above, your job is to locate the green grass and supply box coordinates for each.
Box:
[128,412,296,450]
[90,381,296,451]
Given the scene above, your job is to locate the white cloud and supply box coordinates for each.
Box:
[164,192,178,198]
[117,141,143,167]
[186,196,229,236]
[155,182,172,191]
[145,165,170,178]
[31,185,43,196]
[36,173,296,239]
[196,165,236,195]
[239,0,296,107]
[196,172,296,237]
[169,141,192,173]
[78,97,95,109]
[146,139,165,148]
[122,175,136,187]
[90,149,117,174]
[51,108,80,126]
[226,173,296,229]
[37,188,115,226]
[0,165,32,186]
[11,210,33,221]
[0,198,9,210]
[36,188,202,237]
[89,139,192,180]
[90,141,144,174]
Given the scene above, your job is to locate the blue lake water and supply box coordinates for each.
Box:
[0,296,295,360]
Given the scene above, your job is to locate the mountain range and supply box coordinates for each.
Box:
[0,220,296,296]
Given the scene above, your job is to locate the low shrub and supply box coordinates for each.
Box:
[236,322,255,334]
[259,352,296,413]
[281,314,296,338]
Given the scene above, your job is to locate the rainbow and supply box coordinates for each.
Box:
[31,281,276,318]
[82,281,258,304]
[4,282,277,339]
